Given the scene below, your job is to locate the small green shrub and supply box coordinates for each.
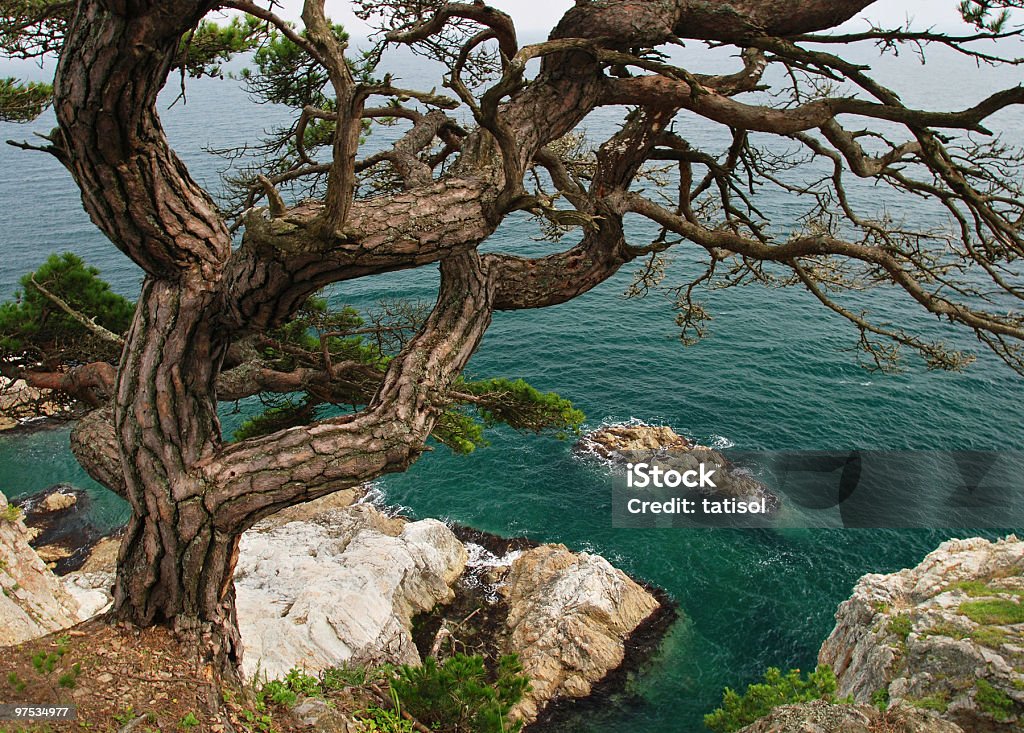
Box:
[887,614,913,641]
[976,679,1016,722]
[871,687,890,712]
[704,666,840,733]
[178,712,200,730]
[239,708,276,733]
[32,650,61,675]
[283,668,321,698]
[321,664,368,691]
[392,653,530,733]
[1,504,21,523]
[112,707,137,726]
[257,666,326,709]
[355,707,415,733]
[7,671,26,692]
[258,679,297,708]
[57,662,81,689]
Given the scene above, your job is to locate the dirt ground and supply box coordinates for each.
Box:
[0,618,307,733]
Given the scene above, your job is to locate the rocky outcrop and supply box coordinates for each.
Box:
[498,543,661,722]
[9,488,668,725]
[737,700,963,733]
[581,423,778,514]
[0,491,81,646]
[0,376,71,430]
[235,503,468,681]
[583,424,691,458]
[819,536,1024,732]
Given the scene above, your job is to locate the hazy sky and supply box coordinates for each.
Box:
[268,0,967,37]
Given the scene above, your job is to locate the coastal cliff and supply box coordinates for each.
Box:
[819,536,1024,731]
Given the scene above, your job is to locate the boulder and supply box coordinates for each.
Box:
[737,700,963,733]
[41,490,77,513]
[234,504,467,680]
[0,490,81,646]
[62,570,114,619]
[499,543,661,722]
[582,424,691,458]
[819,536,1024,732]
[581,423,778,513]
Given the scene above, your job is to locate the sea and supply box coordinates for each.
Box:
[1,36,1022,732]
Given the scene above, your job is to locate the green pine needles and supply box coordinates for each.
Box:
[704,666,842,733]
[392,654,531,733]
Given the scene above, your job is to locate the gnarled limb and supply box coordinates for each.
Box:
[200,248,495,533]
[53,1,231,278]
[70,406,125,498]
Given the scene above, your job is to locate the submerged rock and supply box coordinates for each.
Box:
[736,700,963,733]
[819,536,1024,732]
[581,423,779,516]
[0,490,81,645]
[16,485,106,574]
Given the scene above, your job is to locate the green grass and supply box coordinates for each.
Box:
[970,626,1009,649]
[908,692,949,713]
[959,599,1024,625]
[924,621,967,640]
[951,580,1024,600]
[975,680,1016,722]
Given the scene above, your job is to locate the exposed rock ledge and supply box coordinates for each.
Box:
[2,488,666,726]
[819,536,1024,732]
[0,491,81,645]
[737,700,962,733]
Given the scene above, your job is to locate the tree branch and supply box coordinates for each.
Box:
[200,249,495,533]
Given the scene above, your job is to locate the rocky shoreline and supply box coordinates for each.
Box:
[0,376,78,432]
[4,423,1023,731]
[735,535,1024,733]
[2,485,673,727]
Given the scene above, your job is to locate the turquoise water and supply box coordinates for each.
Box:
[1,42,1022,732]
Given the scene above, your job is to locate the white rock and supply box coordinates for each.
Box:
[0,491,81,645]
[61,571,114,620]
[819,536,1024,731]
[235,504,467,681]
